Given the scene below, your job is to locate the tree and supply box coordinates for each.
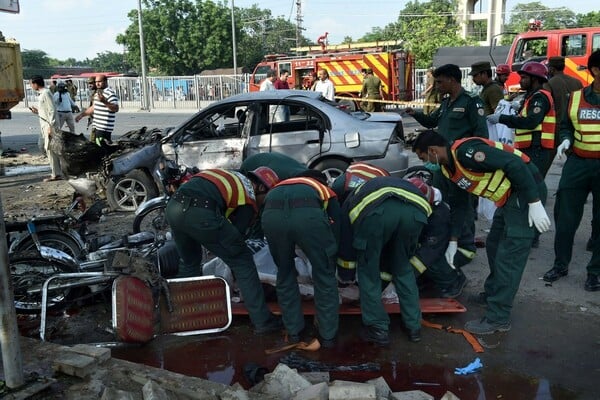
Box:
[91,51,131,72]
[21,49,53,78]
[576,11,600,27]
[362,0,473,68]
[501,3,577,44]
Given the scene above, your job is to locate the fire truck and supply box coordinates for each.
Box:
[249,40,414,110]
[503,26,600,92]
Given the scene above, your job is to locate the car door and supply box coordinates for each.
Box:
[245,100,331,166]
[163,104,247,170]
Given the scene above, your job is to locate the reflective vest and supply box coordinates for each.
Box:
[343,162,390,192]
[274,177,336,209]
[568,89,600,159]
[442,138,531,207]
[194,169,257,217]
[514,89,556,149]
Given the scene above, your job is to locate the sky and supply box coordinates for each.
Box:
[0,0,596,61]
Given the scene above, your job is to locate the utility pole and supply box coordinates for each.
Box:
[137,0,149,111]
[295,0,303,55]
[231,0,237,76]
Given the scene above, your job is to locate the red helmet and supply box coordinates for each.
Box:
[496,64,511,75]
[407,177,434,205]
[248,167,279,189]
[518,62,548,82]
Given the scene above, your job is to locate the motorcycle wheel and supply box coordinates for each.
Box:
[10,253,78,313]
[132,202,170,240]
[403,165,434,186]
[11,231,84,259]
[106,169,159,212]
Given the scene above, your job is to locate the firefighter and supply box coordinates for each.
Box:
[165,167,283,334]
[487,61,556,247]
[412,130,550,335]
[405,177,470,298]
[337,177,433,344]
[261,175,341,347]
[487,61,556,178]
[494,64,511,98]
[330,162,390,204]
[240,152,309,181]
[542,49,600,291]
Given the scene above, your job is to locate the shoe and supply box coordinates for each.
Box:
[468,292,487,307]
[359,326,390,346]
[587,238,594,252]
[318,335,337,349]
[407,328,421,343]
[531,236,540,248]
[254,315,283,335]
[440,272,467,298]
[542,267,568,282]
[465,318,511,335]
[584,273,600,292]
[243,362,268,386]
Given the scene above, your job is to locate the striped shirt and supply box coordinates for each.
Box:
[93,87,118,132]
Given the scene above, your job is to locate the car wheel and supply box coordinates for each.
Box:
[314,159,349,185]
[106,170,159,212]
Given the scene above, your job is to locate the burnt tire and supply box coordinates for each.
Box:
[107,169,159,212]
[10,253,78,313]
[313,159,349,185]
[132,203,169,237]
[11,231,84,260]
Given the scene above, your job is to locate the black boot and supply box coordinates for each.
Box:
[359,326,390,346]
[584,273,600,292]
[542,267,568,282]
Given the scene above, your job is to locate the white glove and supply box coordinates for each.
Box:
[556,139,571,160]
[486,114,501,124]
[528,201,551,233]
[444,241,458,269]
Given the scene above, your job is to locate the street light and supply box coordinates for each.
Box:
[231,0,237,77]
[137,0,149,110]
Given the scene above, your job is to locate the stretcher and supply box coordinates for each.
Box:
[231,298,466,316]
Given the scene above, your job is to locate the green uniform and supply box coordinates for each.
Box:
[338,177,432,333]
[165,172,276,330]
[479,81,504,115]
[412,88,489,143]
[261,180,341,340]
[446,139,547,324]
[552,85,600,276]
[240,152,308,180]
[361,75,383,112]
[498,90,555,177]
[543,72,583,152]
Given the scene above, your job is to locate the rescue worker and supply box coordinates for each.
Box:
[165,167,283,334]
[470,61,504,116]
[240,152,309,181]
[487,61,556,247]
[412,130,551,334]
[487,61,556,178]
[337,177,433,344]
[542,49,600,291]
[262,175,341,347]
[330,161,390,204]
[360,69,384,112]
[404,64,488,261]
[406,177,470,298]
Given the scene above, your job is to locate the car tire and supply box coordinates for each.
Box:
[106,169,159,212]
[313,159,349,185]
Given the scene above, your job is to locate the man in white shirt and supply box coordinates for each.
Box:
[259,69,276,91]
[29,75,62,181]
[53,82,78,133]
[314,69,335,101]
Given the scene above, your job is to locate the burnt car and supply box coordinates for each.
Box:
[106,90,408,211]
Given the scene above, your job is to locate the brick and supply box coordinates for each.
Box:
[142,379,170,399]
[299,372,330,385]
[390,390,435,400]
[69,344,111,363]
[366,376,392,399]
[53,353,97,378]
[100,387,136,400]
[292,382,328,400]
[329,380,376,400]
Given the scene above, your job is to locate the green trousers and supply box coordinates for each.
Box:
[355,199,427,332]
[522,145,554,178]
[553,155,600,275]
[484,181,547,323]
[165,200,274,329]
[262,190,339,340]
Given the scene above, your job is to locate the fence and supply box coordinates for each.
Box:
[19,67,483,111]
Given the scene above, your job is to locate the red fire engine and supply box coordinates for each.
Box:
[249,40,414,110]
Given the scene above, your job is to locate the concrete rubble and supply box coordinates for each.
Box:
[2,337,463,400]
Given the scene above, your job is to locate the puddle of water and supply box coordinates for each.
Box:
[111,317,579,400]
[0,163,50,177]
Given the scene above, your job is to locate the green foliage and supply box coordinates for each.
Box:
[90,52,131,72]
[576,11,600,27]
[501,3,577,45]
